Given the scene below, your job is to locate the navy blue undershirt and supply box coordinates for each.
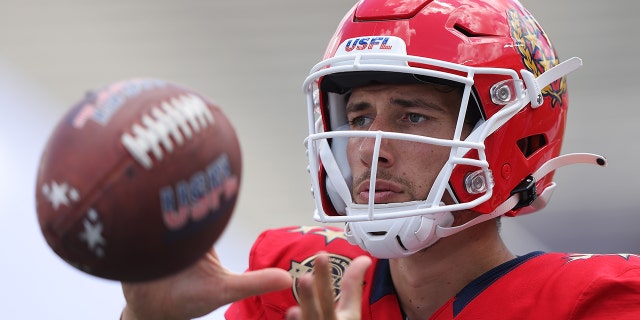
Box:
[369,251,545,317]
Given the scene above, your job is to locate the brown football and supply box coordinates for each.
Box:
[35,78,242,281]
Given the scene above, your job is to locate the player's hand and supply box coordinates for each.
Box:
[120,247,293,320]
[285,252,372,320]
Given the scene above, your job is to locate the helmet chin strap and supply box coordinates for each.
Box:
[346,153,606,259]
[436,153,607,238]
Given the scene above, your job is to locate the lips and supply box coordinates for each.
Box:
[355,180,404,203]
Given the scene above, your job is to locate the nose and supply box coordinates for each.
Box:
[357,130,394,169]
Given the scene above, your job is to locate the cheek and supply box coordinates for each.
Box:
[346,139,359,167]
[404,142,450,167]
[401,143,451,185]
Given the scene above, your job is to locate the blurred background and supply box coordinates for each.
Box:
[1,0,638,318]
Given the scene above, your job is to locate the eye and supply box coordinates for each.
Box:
[349,116,372,129]
[405,113,429,124]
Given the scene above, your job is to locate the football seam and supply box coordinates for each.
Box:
[120,93,215,170]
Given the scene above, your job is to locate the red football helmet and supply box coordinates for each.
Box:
[303,0,606,258]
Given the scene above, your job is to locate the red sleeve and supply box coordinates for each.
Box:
[225,225,371,320]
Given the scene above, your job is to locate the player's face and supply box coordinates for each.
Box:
[345,83,465,204]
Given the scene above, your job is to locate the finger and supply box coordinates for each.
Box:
[297,273,321,320]
[336,255,372,318]
[313,253,338,319]
[285,306,302,320]
[225,268,293,303]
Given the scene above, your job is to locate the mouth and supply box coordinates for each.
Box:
[355,180,404,204]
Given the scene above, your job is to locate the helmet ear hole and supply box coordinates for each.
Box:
[517,134,548,158]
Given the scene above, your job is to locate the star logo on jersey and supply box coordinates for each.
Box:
[288,253,352,304]
[565,253,639,263]
[288,226,347,245]
[41,180,80,210]
[289,226,321,235]
[79,208,106,258]
[313,228,348,244]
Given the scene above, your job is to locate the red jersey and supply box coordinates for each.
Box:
[225,226,640,319]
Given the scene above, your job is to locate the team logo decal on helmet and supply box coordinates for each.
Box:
[288,253,352,303]
[508,9,567,107]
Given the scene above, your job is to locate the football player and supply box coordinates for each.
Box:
[121,0,640,319]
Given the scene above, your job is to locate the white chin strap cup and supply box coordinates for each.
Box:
[345,210,454,259]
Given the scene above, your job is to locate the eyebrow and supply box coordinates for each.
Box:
[345,97,448,114]
[345,101,371,114]
[391,98,447,113]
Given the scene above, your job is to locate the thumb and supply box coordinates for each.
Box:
[225,267,293,302]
